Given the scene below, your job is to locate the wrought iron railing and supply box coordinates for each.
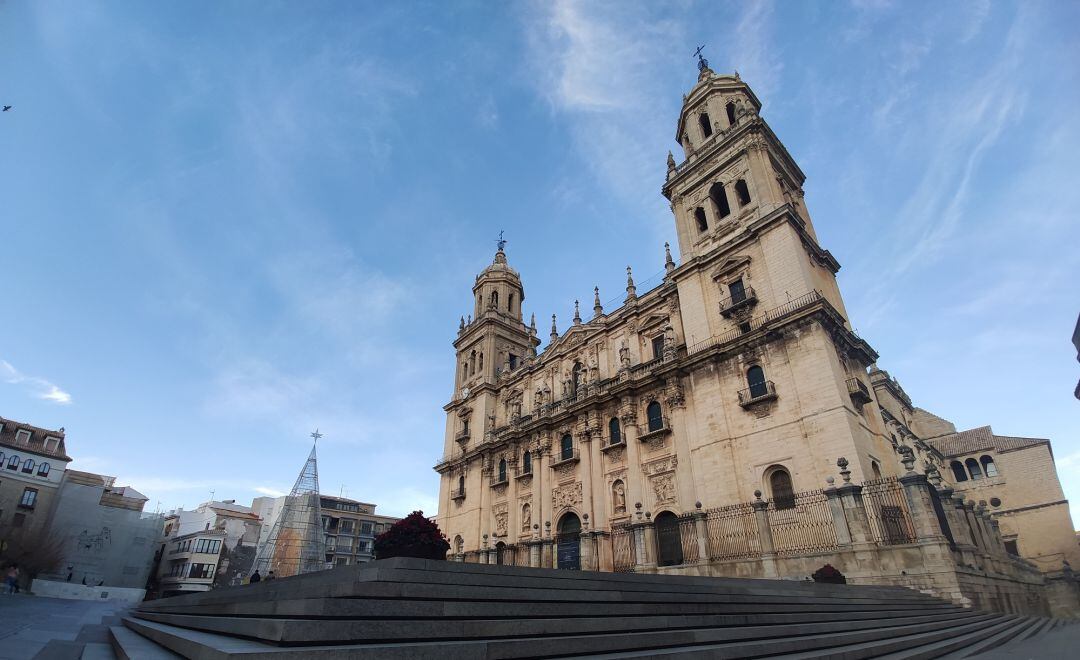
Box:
[719,286,758,317]
[767,489,838,556]
[688,290,824,356]
[706,501,761,560]
[611,524,636,572]
[862,477,917,545]
[451,487,466,500]
[846,377,872,405]
[549,448,580,466]
[738,381,777,406]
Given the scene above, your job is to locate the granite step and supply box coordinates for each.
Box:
[131,608,984,645]
[79,642,117,660]
[108,625,182,660]
[121,612,1004,659]
[935,616,1043,659]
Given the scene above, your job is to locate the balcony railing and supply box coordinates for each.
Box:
[549,448,580,468]
[490,475,509,488]
[601,436,627,452]
[516,466,533,479]
[846,377,873,406]
[738,381,778,407]
[455,429,470,443]
[638,418,672,441]
[719,286,758,318]
[451,487,466,501]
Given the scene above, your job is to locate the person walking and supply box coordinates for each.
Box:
[5,565,19,594]
[265,571,275,581]
[249,570,261,584]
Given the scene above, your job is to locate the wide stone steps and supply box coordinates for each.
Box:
[45,557,1072,659]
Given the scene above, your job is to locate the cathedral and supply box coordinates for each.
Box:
[434,61,1079,614]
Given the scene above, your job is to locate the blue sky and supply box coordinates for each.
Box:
[2,1,1078,523]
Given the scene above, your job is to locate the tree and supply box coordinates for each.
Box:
[373,511,450,560]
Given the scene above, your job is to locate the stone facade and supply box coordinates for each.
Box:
[433,66,1079,615]
[0,416,70,539]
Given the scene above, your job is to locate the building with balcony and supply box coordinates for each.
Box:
[156,529,227,597]
[432,62,1080,615]
[152,499,262,595]
[252,494,399,568]
[0,416,71,538]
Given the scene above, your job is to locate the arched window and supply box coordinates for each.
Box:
[469,350,476,376]
[746,365,767,399]
[572,362,582,396]
[734,179,751,205]
[22,458,34,474]
[698,112,713,138]
[38,462,50,477]
[769,468,795,510]
[965,458,983,480]
[608,417,622,445]
[490,291,499,309]
[726,101,737,126]
[646,401,664,432]
[507,292,514,313]
[560,434,574,461]
[694,207,708,232]
[709,182,731,219]
[981,455,998,477]
[478,352,483,371]
[522,450,532,474]
[871,461,882,480]
[497,458,507,483]
[7,455,19,470]
[950,460,968,482]
[457,475,465,494]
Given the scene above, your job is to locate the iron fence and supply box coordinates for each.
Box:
[862,477,917,545]
[611,524,636,572]
[767,489,837,555]
[677,513,701,564]
[706,501,761,560]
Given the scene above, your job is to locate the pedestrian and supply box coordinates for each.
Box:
[5,565,19,594]
[249,570,261,584]
[266,571,275,581]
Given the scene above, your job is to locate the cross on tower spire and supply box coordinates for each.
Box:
[496,230,506,251]
[693,44,709,72]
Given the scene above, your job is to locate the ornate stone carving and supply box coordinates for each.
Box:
[612,481,627,514]
[492,482,508,498]
[644,435,667,451]
[553,482,583,509]
[651,473,676,504]
[554,460,577,480]
[642,456,678,477]
[606,446,626,464]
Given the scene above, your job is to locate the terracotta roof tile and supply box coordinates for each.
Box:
[926,425,1047,457]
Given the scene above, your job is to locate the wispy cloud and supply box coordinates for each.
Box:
[1,360,72,405]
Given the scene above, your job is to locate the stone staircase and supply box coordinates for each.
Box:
[38,557,1073,659]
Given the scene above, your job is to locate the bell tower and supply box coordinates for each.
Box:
[447,240,538,456]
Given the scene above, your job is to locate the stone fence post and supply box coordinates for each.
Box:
[692,502,709,563]
[751,491,778,578]
[834,458,873,545]
[896,450,947,542]
[824,480,851,546]
[529,524,541,567]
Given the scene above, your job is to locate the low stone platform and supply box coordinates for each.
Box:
[45,557,1076,658]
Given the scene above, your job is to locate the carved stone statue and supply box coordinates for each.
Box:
[619,340,631,370]
[663,323,675,349]
[534,389,544,410]
[613,481,626,514]
[521,503,531,530]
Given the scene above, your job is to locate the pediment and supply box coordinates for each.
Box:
[710,256,751,281]
[545,323,604,356]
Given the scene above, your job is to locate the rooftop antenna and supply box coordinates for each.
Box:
[496,230,506,251]
[693,44,709,72]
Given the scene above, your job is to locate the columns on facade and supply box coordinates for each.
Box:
[631,503,655,569]
[824,480,852,547]
[541,521,553,568]
[751,491,778,578]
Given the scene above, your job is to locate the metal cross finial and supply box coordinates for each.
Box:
[693,44,709,72]
[496,230,506,251]
[311,428,323,444]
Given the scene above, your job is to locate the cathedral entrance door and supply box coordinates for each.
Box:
[556,513,581,570]
[654,511,684,567]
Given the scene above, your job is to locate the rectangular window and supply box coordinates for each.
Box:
[335,557,350,566]
[15,429,31,446]
[339,520,355,534]
[738,321,752,334]
[360,521,373,535]
[357,540,371,552]
[728,278,746,304]
[19,488,37,509]
[1004,539,1019,557]
[13,512,25,527]
[508,354,519,370]
[188,563,215,579]
[651,336,665,360]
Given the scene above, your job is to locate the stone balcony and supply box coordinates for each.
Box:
[847,377,873,406]
[719,286,758,318]
[738,381,778,407]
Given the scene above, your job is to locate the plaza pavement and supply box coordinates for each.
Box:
[0,594,126,659]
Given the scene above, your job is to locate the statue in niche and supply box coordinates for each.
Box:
[487,414,496,430]
[589,355,599,383]
[534,389,544,411]
[619,340,631,370]
[612,481,626,514]
[521,503,531,531]
[663,323,675,349]
[510,398,521,419]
